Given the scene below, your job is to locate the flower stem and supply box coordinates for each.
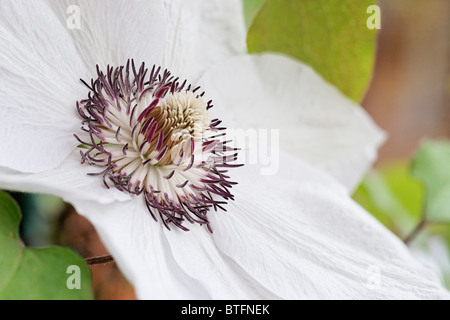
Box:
[403,219,427,245]
[85,254,114,266]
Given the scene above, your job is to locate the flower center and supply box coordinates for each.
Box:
[137,90,210,166]
[75,60,241,231]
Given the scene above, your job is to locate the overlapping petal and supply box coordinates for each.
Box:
[45,0,167,73]
[200,53,386,192]
[161,0,247,81]
[0,151,130,204]
[0,0,86,172]
[209,152,448,299]
[70,152,449,299]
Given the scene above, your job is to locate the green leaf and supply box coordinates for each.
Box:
[353,162,424,236]
[243,0,266,29]
[247,0,378,101]
[411,140,450,223]
[0,191,93,300]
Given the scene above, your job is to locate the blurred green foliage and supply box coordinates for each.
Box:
[0,192,92,300]
[353,162,423,238]
[354,140,450,289]
[13,192,66,247]
[354,140,450,236]
[243,0,266,29]
[246,0,378,102]
[411,141,450,223]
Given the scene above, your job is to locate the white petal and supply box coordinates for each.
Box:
[46,0,167,72]
[0,151,129,204]
[161,225,270,299]
[199,53,386,192]
[71,195,269,299]
[71,198,197,299]
[0,0,87,172]
[161,0,246,81]
[207,152,449,299]
[63,153,448,299]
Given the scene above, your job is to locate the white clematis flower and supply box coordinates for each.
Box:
[0,0,448,299]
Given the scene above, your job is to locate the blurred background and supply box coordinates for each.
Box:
[360,0,450,287]
[9,0,450,299]
[363,0,450,162]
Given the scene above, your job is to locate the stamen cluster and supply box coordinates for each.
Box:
[75,60,241,231]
